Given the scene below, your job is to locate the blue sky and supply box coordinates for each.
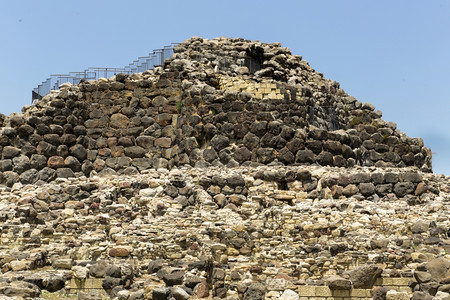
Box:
[0,0,449,175]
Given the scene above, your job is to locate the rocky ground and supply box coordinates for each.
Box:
[0,165,448,299]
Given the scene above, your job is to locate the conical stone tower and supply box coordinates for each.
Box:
[0,37,446,300]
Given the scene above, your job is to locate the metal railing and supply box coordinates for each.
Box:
[32,43,179,103]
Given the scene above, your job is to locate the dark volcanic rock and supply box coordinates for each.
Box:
[347,265,382,289]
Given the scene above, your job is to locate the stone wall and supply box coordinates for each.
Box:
[0,38,433,186]
[0,165,449,299]
[0,36,443,299]
[219,76,302,101]
[296,277,411,300]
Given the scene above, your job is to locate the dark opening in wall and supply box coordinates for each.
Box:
[244,57,262,74]
[278,180,288,190]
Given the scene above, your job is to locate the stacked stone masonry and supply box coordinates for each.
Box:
[0,37,446,299]
[0,37,432,187]
[0,165,448,299]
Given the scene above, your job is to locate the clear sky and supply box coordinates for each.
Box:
[0,0,449,175]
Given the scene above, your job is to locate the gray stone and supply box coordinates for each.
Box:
[393,182,415,197]
[155,137,172,148]
[162,271,184,286]
[64,156,81,172]
[296,149,315,163]
[153,287,171,300]
[347,264,382,289]
[256,147,275,164]
[400,172,423,183]
[243,132,259,149]
[19,168,39,184]
[1,281,40,298]
[414,271,432,283]
[412,220,429,234]
[411,291,432,300]
[132,157,153,171]
[2,170,19,186]
[427,257,450,283]
[124,146,146,158]
[102,276,122,290]
[30,154,47,169]
[376,183,393,196]
[234,146,252,163]
[12,155,30,173]
[243,282,266,300]
[372,286,390,300]
[38,167,56,182]
[316,151,333,166]
[0,159,13,171]
[325,275,352,290]
[37,141,57,156]
[171,286,190,300]
[359,182,375,196]
[56,167,76,178]
[438,284,450,294]
[106,265,122,278]
[89,261,109,278]
[420,281,440,296]
[2,146,20,159]
[203,148,218,163]
[42,275,65,292]
[351,172,370,184]
[70,144,87,161]
[211,134,230,151]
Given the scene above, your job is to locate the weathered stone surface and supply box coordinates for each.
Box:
[372,286,390,300]
[279,289,300,300]
[155,137,172,148]
[411,291,433,300]
[0,281,41,298]
[347,265,382,288]
[386,290,409,300]
[244,282,266,300]
[163,271,184,286]
[89,261,109,278]
[153,287,171,300]
[427,257,450,282]
[109,247,130,257]
[412,220,429,234]
[171,286,190,300]
[110,113,130,128]
[2,146,20,159]
[414,270,432,283]
[0,37,444,300]
[394,182,415,197]
[325,275,352,290]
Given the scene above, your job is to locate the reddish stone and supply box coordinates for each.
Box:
[47,156,65,169]
[415,182,428,195]
[110,113,130,129]
[194,281,209,298]
[97,148,111,156]
[155,137,172,148]
[49,202,64,210]
[110,146,124,157]
[108,247,130,257]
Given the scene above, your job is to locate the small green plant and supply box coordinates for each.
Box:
[350,116,360,127]
[176,100,183,113]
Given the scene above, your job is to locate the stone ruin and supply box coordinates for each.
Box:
[0,37,448,300]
